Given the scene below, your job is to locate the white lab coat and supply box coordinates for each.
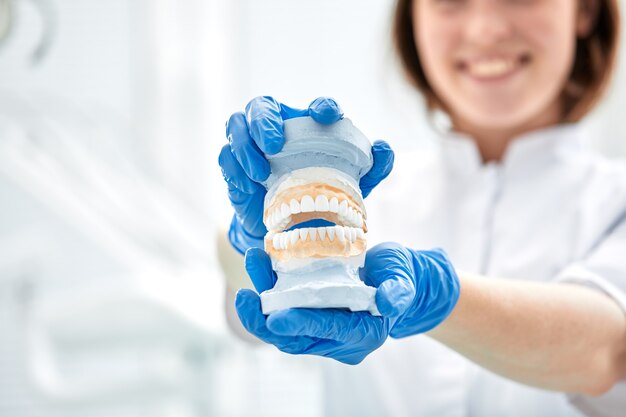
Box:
[323,123,626,417]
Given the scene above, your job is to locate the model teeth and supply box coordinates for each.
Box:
[338,200,348,216]
[290,199,301,214]
[264,195,365,231]
[272,233,280,249]
[270,226,365,250]
[336,227,345,242]
[315,195,329,211]
[291,231,299,245]
[329,197,339,213]
[301,195,315,212]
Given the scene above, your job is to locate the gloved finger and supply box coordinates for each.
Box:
[245,96,286,155]
[279,103,309,120]
[361,242,414,287]
[361,242,416,318]
[236,289,289,344]
[244,248,277,293]
[360,140,395,198]
[225,177,267,238]
[308,97,343,125]
[266,308,383,344]
[218,144,260,194]
[228,215,265,255]
[235,290,318,354]
[227,112,271,182]
[375,279,415,319]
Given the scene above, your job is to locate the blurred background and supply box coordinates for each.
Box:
[0,1,625,416]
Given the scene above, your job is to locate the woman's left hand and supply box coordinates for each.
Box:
[234,242,461,364]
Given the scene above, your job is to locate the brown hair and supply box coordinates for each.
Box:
[393,0,621,122]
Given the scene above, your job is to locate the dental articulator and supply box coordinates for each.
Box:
[260,117,380,316]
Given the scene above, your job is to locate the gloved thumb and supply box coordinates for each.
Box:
[376,278,415,319]
[362,242,416,319]
[244,248,277,293]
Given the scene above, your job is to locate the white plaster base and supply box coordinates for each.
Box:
[260,263,380,316]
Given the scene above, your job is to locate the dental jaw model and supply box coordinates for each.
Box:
[260,116,379,316]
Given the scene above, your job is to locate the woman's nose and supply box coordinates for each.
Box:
[463,3,513,46]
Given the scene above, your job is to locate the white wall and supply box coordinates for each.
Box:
[223,0,430,151]
[0,0,131,115]
[586,11,626,157]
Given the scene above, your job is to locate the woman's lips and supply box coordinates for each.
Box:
[457,54,531,82]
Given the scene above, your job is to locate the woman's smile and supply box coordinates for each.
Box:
[457,53,532,83]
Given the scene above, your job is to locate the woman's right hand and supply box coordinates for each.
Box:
[234,242,460,364]
[218,96,394,254]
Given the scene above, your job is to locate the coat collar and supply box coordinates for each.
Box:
[436,122,588,176]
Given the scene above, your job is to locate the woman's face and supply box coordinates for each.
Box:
[413,0,591,130]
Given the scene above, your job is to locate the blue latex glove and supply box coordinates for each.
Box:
[218,96,395,254]
[235,242,461,365]
[363,242,461,338]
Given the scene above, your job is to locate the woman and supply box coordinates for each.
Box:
[218,0,626,415]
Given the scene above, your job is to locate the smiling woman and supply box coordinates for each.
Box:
[394,0,620,155]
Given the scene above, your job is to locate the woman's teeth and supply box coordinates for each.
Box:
[268,226,365,250]
[265,195,364,231]
[467,58,517,78]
